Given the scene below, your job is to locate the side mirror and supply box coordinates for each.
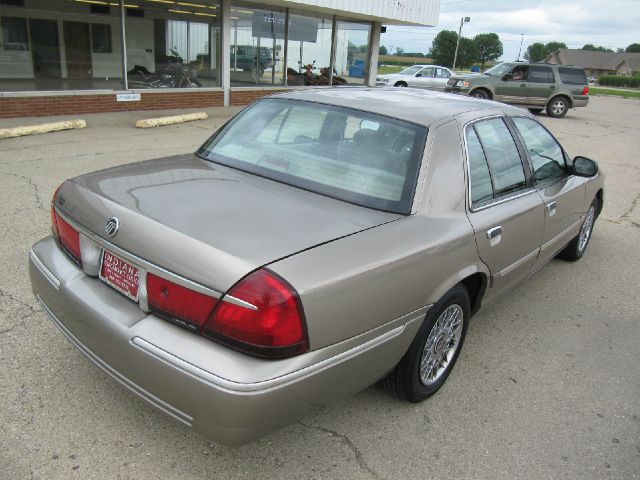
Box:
[415,73,422,77]
[573,156,598,177]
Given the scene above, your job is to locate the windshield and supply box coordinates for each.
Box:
[484,63,513,76]
[398,66,422,76]
[197,99,427,214]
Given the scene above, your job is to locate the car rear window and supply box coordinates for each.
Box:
[558,67,587,85]
[197,99,427,214]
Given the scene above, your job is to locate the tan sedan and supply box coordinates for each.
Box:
[29,88,604,446]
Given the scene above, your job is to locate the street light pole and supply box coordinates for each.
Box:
[452,16,470,71]
[517,34,524,61]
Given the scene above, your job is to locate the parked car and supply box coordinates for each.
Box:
[30,88,603,446]
[445,62,590,117]
[376,64,455,90]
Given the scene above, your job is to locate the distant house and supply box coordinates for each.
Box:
[544,49,640,77]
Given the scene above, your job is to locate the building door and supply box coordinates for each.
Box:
[29,19,61,81]
[63,22,92,82]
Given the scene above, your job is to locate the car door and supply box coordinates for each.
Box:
[509,116,587,267]
[464,117,545,298]
[410,67,435,88]
[527,65,557,107]
[494,65,529,104]
[432,67,452,91]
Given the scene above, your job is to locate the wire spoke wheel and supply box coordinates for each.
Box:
[419,304,464,386]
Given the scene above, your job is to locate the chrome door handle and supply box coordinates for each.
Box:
[486,226,503,239]
[546,201,557,215]
[486,225,503,246]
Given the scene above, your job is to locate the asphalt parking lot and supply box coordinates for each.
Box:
[1,96,639,479]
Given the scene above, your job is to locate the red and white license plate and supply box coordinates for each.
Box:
[99,250,140,301]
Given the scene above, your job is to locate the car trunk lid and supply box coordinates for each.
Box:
[57,154,400,292]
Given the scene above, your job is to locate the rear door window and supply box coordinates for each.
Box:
[529,66,555,83]
[473,118,527,196]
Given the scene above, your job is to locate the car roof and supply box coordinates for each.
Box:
[270,87,517,127]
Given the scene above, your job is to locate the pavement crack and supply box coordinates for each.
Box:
[0,286,38,316]
[0,171,46,212]
[299,421,381,479]
[620,190,640,224]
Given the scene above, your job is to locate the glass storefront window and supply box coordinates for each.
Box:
[230,2,285,86]
[285,11,336,86]
[0,0,124,91]
[334,20,371,85]
[125,1,220,89]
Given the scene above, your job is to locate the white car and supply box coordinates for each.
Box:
[376,65,454,91]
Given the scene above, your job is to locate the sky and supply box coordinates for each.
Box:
[383,0,640,61]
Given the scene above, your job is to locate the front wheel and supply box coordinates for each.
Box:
[470,89,490,100]
[557,199,597,261]
[394,81,408,87]
[547,96,570,118]
[383,284,470,402]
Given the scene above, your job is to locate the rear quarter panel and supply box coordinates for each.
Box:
[269,120,489,350]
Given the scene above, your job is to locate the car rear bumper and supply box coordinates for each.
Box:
[29,236,424,446]
[573,95,589,107]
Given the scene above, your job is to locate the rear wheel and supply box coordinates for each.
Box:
[547,96,570,118]
[394,81,408,87]
[557,199,597,261]
[383,284,470,402]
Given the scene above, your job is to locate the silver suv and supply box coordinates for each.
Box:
[445,62,590,118]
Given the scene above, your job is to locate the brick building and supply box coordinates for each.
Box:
[0,0,439,118]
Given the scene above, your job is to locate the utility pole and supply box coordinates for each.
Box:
[452,16,470,71]
[517,34,524,61]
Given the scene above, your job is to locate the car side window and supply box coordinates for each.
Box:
[508,65,529,81]
[529,66,555,83]
[436,68,451,78]
[420,67,435,77]
[512,117,566,183]
[473,118,527,196]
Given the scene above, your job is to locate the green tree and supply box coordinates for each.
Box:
[457,37,479,68]
[379,45,388,56]
[473,33,503,69]
[544,41,567,53]
[626,43,640,52]
[429,30,458,67]
[524,42,547,62]
[582,44,613,52]
[524,41,567,62]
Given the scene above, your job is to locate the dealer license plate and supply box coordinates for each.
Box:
[99,250,140,302]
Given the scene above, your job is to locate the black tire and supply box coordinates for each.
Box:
[394,81,408,87]
[383,284,470,402]
[528,108,543,114]
[547,96,570,118]
[470,89,490,100]
[557,199,598,261]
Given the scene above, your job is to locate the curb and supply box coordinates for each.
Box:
[0,119,87,139]
[135,112,208,128]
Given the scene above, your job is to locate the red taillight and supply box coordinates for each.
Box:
[203,269,308,358]
[147,273,218,331]
[582,86,590,95]
[56,213,81,263]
